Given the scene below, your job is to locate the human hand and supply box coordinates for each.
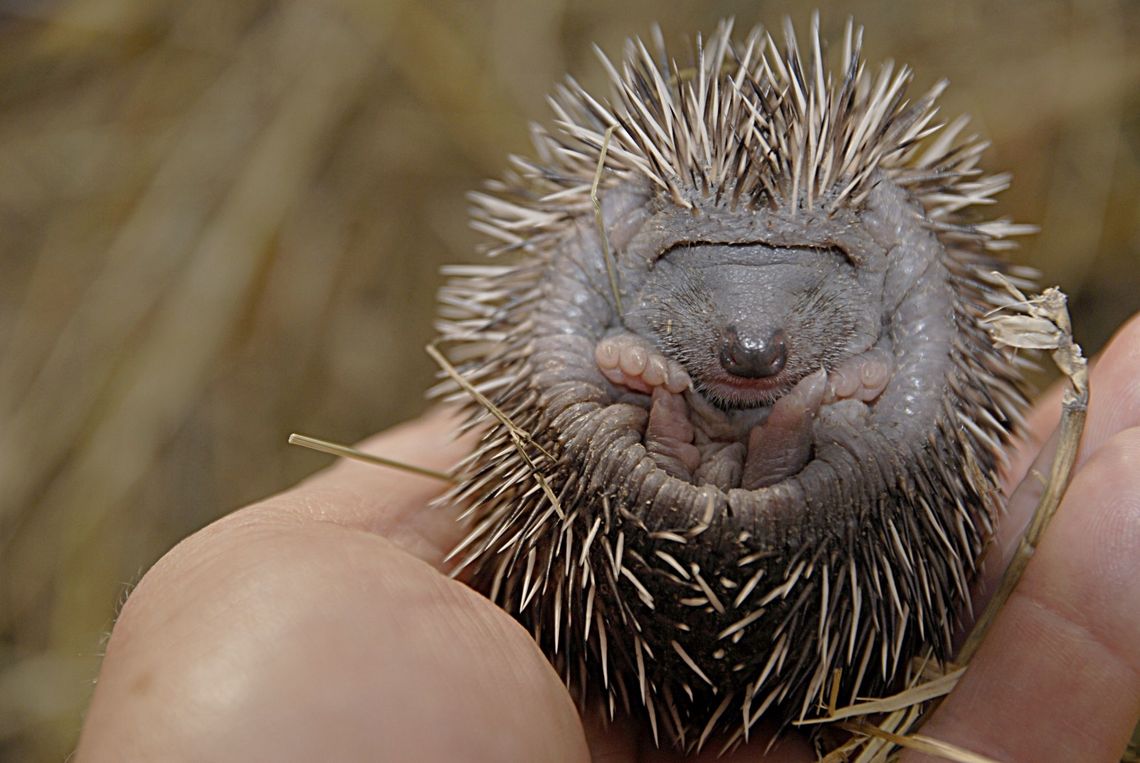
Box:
[76,315,1140,762]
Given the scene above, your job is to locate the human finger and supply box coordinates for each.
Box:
[979,312,1140,606]
[77,506,590,762]
[909,427,1140,762]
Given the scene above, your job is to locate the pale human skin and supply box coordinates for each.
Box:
[77,314,1140,762]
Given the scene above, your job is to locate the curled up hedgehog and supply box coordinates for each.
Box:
[433,16,1037,753]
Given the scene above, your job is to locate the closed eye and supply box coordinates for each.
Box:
[655,241,857,267]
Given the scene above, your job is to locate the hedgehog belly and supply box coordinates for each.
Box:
[435,18,1030,752]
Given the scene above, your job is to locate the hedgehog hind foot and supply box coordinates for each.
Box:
[645,386,701,479]
[741,368,826,489]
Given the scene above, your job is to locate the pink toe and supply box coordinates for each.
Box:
[644,355,668,386]
[665,364,691,393]
[620,346,648,376]
[831,366,859,399]
[595,341,620,369]
[860,359,889,388]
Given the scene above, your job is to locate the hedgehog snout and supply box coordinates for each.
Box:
[718,324,787,379]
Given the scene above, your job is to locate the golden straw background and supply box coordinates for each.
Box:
[1,1,1138,760]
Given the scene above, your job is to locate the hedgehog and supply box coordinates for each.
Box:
[433,16,1036,753]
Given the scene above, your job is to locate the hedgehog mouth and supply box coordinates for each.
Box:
[693,370,794,410]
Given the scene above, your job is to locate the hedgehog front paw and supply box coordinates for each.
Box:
[824,346,893,404]
[595,333,691,395]
[741,368,826,489]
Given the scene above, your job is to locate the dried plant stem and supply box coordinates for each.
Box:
[840,720,1002,763]
[958,282,1089,663]
[591,124,623,319]
[812,282,1089,762]
[956,396,1086,663]
[287,433,452,482]
[798,667,966,726]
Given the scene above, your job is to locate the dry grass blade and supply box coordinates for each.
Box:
[425,344,553,460]
[797,667,964,725]
[591,124,624,318]
[841,721,1001,763]
[960,278,1088,663]
[288,433,453,482]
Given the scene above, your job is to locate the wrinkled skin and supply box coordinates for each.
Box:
[77,313,1140,762]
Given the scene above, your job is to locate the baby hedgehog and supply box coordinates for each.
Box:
[434,16,1033,752]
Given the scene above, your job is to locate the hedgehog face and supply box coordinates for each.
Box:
[626,242,882,409]
[592,208,897,489]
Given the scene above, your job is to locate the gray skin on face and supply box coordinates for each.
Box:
[624,242,883,409]
[590,190,902,490]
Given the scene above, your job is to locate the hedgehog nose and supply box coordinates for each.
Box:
[719,326,787,379]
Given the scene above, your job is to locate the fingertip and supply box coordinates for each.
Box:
[79,519,591,763]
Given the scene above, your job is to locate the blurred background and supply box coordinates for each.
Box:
[0,0,1137,759]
